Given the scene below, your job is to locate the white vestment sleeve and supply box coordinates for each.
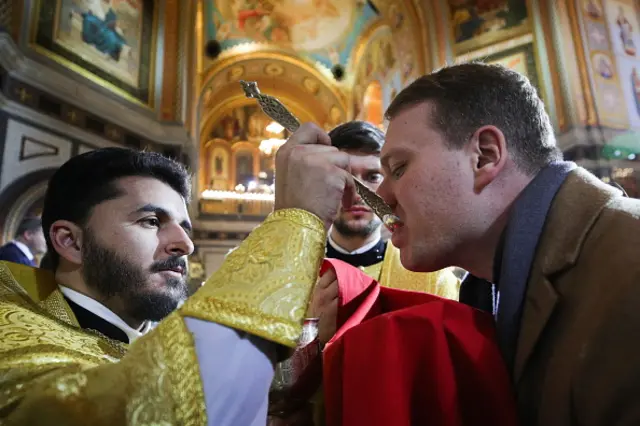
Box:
[185,317,277,426]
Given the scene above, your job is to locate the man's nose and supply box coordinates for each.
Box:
[165,225,194,256]
[376,178,396,209]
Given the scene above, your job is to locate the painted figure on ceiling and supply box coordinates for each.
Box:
[617,6,636,56]
[215,0,353,50]
[236,0,269,30]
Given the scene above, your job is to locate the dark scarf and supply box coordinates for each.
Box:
[495,161,577,371]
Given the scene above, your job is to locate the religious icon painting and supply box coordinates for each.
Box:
[613,55,640,127]
[32,0,157,107]
[592,52,617,80]
[605,0,640,58]
[483,43,539,88]
[584,0,604,20]
[211,146,230,179]
[447,0,531,55]
[594,79,630,128]
[585,20,611,52]
[204,142,231,191]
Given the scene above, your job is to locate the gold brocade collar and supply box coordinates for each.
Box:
[40,288,80,327]
[0,262,128,358]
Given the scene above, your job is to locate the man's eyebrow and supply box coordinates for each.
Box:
[133,204,193,233]
[363,167,384,174]
[381,147,413,169]
[381,153,392,170]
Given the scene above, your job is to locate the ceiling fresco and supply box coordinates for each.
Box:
[205,0,380,69]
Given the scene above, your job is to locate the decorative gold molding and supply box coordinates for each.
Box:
[430,0,451,66]
[404,0,428,74]
[161,0,179,120]
[538,0,567,131]
[567,0,597,126]
[524,0,553,129]
[184,0,199,130]
[11,0,24,42]
[200,50,347,112]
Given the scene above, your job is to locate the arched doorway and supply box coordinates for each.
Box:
[0,170,54,246]
[195,51,347,216]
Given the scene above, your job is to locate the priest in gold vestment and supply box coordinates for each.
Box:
[0,147,334,425]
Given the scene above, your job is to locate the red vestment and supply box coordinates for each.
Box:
[321,258,518,426]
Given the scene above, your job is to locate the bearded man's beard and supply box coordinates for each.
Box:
[81,230,188,323]
[333,210,382,238]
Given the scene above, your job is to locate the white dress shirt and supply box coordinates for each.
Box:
[327,231,381,255]
[59,285,152,343]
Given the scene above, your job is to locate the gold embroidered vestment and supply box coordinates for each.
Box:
[0,209,325,425]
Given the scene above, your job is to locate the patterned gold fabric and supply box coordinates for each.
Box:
[181,208,326,348]
[361,243,460,300]
[0,208,326,425]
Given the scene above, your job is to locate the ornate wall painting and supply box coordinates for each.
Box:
[584,0,604,20]
[33,0,156,106]
[205,143,231,190]
[355,28,398,84]
[488,49,528,75]
[352,24,410,122]
[605,0,640,58]
[206,0,378,70]
[602,0,640,129]
[234,150,255,187]
[615,55,640,128]
[211,146,230,179]
[591,51,630,128]
[483,43,540,88]
[209,105,273,142]
[579,0,629,129]
[592,51,617,80]
[447,0,531,55]
[202,104,284,190]
[585,19,612,51]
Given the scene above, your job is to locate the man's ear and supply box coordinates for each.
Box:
[468,125,508,193]
[49,220,83,265]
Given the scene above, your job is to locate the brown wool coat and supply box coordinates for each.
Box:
[515,168,640,426]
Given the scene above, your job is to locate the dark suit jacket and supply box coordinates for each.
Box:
[0,242,34,267]
[516,168,640,425]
